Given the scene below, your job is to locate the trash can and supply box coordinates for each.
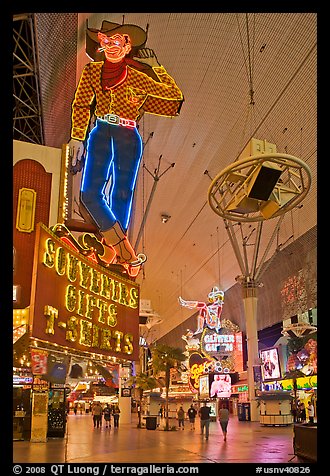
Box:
[238,403,251,421]
[243,402,251,421]
[145,416,157,430]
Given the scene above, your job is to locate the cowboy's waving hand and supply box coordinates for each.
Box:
[69,139,85,174]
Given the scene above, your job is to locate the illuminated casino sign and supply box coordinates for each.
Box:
[201,326,244,373]
[30,223,139,360]
[180,285,244,394]
[188,352,236,395]
[203,329,235,354]
[184,321,244,393]
[188,352,213,393]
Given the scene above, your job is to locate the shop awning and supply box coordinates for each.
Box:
[13,325,28,344]
[257,391,293,400]
[13,329,31,368]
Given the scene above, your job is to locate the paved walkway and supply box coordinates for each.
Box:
[13,413,307,464]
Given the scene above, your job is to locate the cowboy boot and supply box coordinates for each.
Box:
[102,222,140,264]
[79,201,131,260]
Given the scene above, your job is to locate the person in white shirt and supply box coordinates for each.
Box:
[307,401,315,424]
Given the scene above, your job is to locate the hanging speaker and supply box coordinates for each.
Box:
[139,315,148,325]
[247,165,282,201]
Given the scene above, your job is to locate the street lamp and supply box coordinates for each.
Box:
[207,138,311,421]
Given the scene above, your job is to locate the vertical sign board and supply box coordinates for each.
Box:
[30,377,49,442]
[30,223,140,361]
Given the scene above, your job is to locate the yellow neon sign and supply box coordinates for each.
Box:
[16,188,37,233]
[32,224,139,359]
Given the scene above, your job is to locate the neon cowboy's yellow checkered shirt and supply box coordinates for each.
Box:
[71,62,184,141]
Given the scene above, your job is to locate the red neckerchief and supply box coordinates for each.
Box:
[101,57,160,90]
[101,59,127,90]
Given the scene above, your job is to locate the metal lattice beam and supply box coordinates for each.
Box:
[13,13,44,144]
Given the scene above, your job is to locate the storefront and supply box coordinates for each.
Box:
[13,369,33,440]
[47,384,68,437]
[257,391,293,426]
[261,375,317,420]
[231,380,250,420]
[13,223,140,440]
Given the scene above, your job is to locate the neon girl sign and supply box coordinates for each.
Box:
[179,286,224,334]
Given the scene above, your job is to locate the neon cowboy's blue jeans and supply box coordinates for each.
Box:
[80,119,143,232]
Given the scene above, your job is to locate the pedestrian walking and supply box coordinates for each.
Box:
[92,401,103,428]
[103,403,112,428]
[137,402,142,427]
[199,402,211,440]
[299,402,306,423]
[291,400,298,423]
[187,404,197,430]
[113,404,121,428]
[218,403,229,441]
[296,400,302,423]
[177,406,185,430]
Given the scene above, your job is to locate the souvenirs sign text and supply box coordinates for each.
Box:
[30,224,139,360]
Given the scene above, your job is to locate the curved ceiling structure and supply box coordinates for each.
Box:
[13,12,317,342]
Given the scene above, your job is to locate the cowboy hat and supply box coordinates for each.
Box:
[87,20,147,50]
[85,20,159,80]
[208,287,224,300]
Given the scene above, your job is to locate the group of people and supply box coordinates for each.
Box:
[199,402,229,441]
[176,404,198,430]
[72,403,84,415]
[92,402,121,429]
[292,400,315,424]
[176,403,229,441]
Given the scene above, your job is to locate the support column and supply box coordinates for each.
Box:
[30,392,48,442]
[242,283,260,422]
[118,364,131,424]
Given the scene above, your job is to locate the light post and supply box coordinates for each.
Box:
[207,138,311,421]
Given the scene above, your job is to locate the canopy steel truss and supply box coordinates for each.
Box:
[13,13,44,145]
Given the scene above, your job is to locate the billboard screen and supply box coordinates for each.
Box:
[199,373,232,398]
[199,374,210,399]
[209,374,232,398]
[260,347,281,380]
